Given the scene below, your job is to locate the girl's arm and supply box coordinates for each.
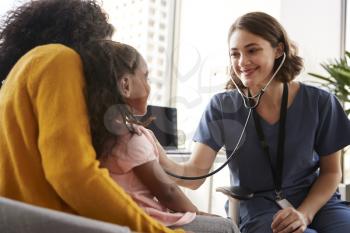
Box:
[133,160,199,213]
[271,151,342,233]
[156,141,218,190]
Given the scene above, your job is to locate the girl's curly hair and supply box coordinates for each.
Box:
[0,0,114,83]
[79,40,151,157]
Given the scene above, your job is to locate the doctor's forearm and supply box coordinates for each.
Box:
[160,157,207,189]
[297,171,341,224]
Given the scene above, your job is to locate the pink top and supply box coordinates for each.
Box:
[99,125,196,227]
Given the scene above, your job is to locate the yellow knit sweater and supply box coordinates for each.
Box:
[0,44,183,233]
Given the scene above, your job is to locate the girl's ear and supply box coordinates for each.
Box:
[118,75,131,98]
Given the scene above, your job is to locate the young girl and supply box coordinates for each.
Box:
[80,40,239,233]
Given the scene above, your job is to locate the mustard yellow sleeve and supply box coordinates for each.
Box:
[28,44,184,233]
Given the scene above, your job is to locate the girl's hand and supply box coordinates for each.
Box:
[271,207,309,233]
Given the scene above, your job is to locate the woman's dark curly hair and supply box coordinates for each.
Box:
[0,0,114,84]
[79,40,150,157]
[226,11,303,90]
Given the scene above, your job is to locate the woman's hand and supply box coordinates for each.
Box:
[271,207,309,233]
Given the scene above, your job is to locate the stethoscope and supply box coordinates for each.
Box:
[166,52,287,180]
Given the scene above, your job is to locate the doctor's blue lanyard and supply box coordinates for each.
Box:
[249,82,288,200]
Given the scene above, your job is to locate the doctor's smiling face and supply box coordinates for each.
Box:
[229,29,282,90]
[225,12,303,92]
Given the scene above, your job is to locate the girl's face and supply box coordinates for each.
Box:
[229,29,282,89]
[121,57,150,115]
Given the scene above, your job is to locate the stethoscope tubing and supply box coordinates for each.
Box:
[166,53,286,180]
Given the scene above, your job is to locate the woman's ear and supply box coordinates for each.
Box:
[275,42,285,59]
[118,75,131,98]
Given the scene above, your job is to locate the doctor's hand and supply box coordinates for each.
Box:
[271,207,309,233]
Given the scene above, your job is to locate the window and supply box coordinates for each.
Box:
[148,19,155,27]
[148,31,154,38]
[157,70,163,77]
[157,58,164,65]
[159,23,166,30]
[103,0,176,106]
[158,46,165,53]
[146,56,153,63]
[147,43,154,51]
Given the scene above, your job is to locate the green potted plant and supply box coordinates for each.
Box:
[308,52,350,185]
[308,51,350,115]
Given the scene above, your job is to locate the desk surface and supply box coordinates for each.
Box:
[165,149,191,155]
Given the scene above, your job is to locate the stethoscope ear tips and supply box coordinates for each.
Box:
[276,52,286,59]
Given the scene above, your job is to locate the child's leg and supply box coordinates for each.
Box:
[310,201,350,233]
[174,215,239,233]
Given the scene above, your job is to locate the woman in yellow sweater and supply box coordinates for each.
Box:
[0,1,184,232]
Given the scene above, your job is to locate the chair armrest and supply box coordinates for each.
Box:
[216,186,253,225]
[216,186,254,200]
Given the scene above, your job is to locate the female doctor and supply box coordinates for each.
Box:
[159,12,350,233]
